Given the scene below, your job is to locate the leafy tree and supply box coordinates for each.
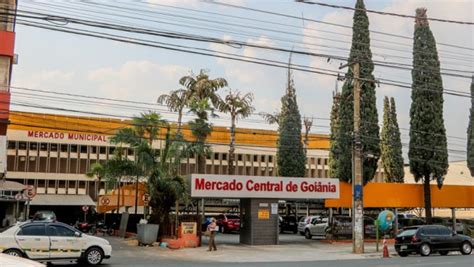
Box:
[217,90,255,175]
[467,76,474,176]
[328,92,341,178]
[334,0,380,184]
[157,89,189,134]
[409,8,448,223]
[381,97,404,183]
[179,70,227,174]
[276,60,306,177]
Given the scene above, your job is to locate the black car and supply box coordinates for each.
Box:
[394,225,472,257]
[279,216,298,234]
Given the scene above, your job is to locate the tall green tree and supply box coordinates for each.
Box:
[381,97,404,183]
[328,92,341,178]
[334,0,380,184]
[467,76,474,176]
[217,90,255,175]
[179,70,227,174]
[276,59,306,177]
[409,8,448,223]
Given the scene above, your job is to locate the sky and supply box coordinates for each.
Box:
[9,0,474,162]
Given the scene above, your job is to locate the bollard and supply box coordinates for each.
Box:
[382,238,389,258]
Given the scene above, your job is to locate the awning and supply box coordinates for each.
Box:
[30,194,96,206]
[0,180,25,191]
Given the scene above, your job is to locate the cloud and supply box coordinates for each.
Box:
[14,69,75,88]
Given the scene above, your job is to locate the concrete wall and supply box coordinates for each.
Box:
[240,198,279,245]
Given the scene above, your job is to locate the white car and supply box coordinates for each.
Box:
[0,253,46,267]
[304,217,329,239]
[0,221,112,265]
[297,216,320,235]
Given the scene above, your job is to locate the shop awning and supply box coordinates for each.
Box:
[30,194,96,206]
[0,180,25,191]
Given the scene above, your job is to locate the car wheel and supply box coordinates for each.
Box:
[439,251,449,256]
[460,241,472,255]
[420,243,431,256]
[3,249,23,258]
[397,252,408,257]
[84,247,104,265]
[305,229,312,240]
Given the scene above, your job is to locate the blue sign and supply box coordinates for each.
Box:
[354,185,363,200]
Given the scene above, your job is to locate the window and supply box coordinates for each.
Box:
[238,154,242,161]
[51,144,58,151]
[60,144,68,152]
[261,155,265,162]
[438,227,452,236]
[40,143,48,151]
[18,224,46,236]
[19,142,26,150]
[99,147,106,154]
[30,142,38,150]
[422,227,440,235]
[70,145,78,153]
[47,225,75,237]
[253,155,258,162]
[214,153,219,160]
[222,154,227,160]
[127,148,134,156]
[7,141,16,149]
[268,156,273,163]
[91,146,97,154]
[80,145,87,153]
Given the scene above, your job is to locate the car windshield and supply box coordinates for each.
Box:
[398,229,418,237]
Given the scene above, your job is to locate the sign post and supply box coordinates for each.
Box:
[82,205,89,222]
[142,193,149,218]
[101,197,110,224]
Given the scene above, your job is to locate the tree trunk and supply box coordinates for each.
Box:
[116,180,121,214]
[423,176,432,224]
[197,154,205,174]
[134,176,139,215]
[228,115,236,175]
[177,111,183,134]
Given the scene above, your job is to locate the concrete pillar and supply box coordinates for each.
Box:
[451,208,456,232]
[240,198,279,245]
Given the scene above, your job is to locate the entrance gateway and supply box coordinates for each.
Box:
[190,174,340,245]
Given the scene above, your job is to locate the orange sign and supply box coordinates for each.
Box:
[181,222,197,235]
[258,208,270,220]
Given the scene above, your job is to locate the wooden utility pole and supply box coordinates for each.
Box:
[339,61,364,254]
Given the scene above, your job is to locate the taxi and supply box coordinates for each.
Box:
[0,221,112,265]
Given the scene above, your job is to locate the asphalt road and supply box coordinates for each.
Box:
[45,236,473,267]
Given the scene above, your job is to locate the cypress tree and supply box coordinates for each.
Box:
[328,92,341,178]
[409,8,448,223]
[334,0,380,183]
[389,97,404,182]
[467,76,474,176]
[276,60,306,177]
[380,97,391,181]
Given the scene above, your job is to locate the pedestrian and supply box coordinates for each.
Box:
[207,217,218,251]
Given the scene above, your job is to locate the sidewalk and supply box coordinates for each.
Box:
[121,234,399,263]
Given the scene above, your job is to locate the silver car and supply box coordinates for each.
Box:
[297,216,320,235]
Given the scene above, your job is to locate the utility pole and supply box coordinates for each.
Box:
[339,62,364,254]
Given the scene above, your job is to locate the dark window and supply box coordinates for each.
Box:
[324,159,328,165]
[47,225,75,237]
[206,153,211,159]
[51,144,58,151]
[127,148,134,156]
[238,154,242,161]
[29,142,38,150]
[91,146,97,154]
[40,143,48,151]
[19,142,27,150]
[7,141,16,149]
[60,144,68,152]
[70,145,78,153]
[423,227,440,235]
[222,154,227,160]
[268,156,273,163]
[246,155,250,161]
[261,155,265,162]
[317,158,321,165]
[18,224,46,236]
[99,147,106,154]
[80,146,87,153]
[438,227,452,236]
[253,155,258,162]
[109,147,115,154]
[214,153,219,160]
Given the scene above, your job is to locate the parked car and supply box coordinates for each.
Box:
[216,214,240,233]
[32,211,56,222]
[394,225,472,257]
[0,253,45,267]
[398,218,425,229]
[324,216,377,239]
[397,213,417,220]
[279,216,298,234]
[298,216,320,235]
[304,217,329,239]
[0,221,112,265]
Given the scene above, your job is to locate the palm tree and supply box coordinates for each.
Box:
[179,69,227,106]
[261,111,281,125]
[157,89,189,134]
[86,162,106,212]
[217,90,255,175]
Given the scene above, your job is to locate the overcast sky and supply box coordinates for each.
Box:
[10,0,473,162]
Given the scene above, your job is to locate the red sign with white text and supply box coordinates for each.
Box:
[190,174,340,199]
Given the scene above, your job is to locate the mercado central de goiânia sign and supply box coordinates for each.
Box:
[190,174,340,199]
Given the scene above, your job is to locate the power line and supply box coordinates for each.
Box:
[296,0,474,26]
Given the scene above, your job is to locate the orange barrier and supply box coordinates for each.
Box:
[325,182,474,208]
[97,183,147,213]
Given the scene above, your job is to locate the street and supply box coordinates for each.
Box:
[46,235,473,267]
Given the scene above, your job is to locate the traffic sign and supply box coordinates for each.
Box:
[25,186,36,199]
[101,197,110,206]
[82,206,89,212]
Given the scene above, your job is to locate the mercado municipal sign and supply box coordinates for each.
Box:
[190,174,340,199]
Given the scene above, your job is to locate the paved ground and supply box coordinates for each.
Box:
[46,233,473,267]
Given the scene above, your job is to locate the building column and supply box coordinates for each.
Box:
[240,198,279,245]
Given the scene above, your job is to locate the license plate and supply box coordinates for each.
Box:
[401,245,407,250]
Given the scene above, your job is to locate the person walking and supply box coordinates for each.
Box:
[207,218,218,251]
